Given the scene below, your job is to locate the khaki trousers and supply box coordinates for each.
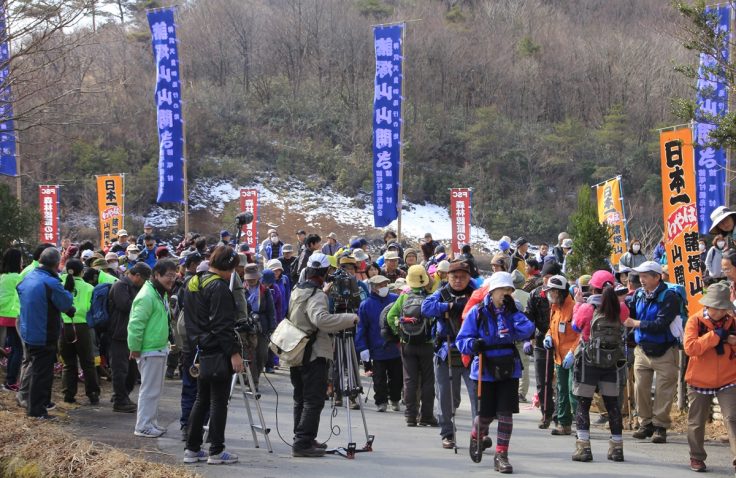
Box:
[688,386,736,462]
[634,346,678,429]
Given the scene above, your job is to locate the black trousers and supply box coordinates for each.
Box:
[401,343,435,421]
[59,323,100,401]
[534,346,555,420]
[28,344,57,417]
[290,357,328,450]
[109,339,138,405]
[186,373,231,456]
[372,357,403,405]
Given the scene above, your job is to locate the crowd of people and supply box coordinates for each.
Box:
[0,210,735,474]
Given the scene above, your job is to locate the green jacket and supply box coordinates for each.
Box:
[59,275,94,324]
[127,280,170,353]
[98,270,118,285]
[386,288,433,344]
[0,272,21,319]
[19,261,38,281]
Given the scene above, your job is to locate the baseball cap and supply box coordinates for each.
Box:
[117,229,128,237]
[81,250,95,261]
[155,246,170,258]
[282,244,294,253]
[543,275,568,291]
[126,244,141,252]
[105,252,119,262]
[448,260,470,274]
[633,260,663,275]
[266,259,283,271]
[308,252,330,268]
[368,274,390,285]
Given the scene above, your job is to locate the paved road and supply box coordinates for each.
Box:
[69,365,735,477]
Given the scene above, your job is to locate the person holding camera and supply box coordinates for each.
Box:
[683,282,736,473]
[288,252,359,457]
[182,245,244,465]
[242,263,275,388]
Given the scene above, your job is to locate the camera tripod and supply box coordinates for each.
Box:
[328,329,374,459]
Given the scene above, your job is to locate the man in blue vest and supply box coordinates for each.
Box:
[625,260,680,445]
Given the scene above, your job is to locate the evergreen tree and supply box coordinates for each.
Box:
[565,186,612,279]
[0,184,38,252]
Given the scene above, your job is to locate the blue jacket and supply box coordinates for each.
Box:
[633,281,678,354]
[17,267,74,347]
[422,283,477,361]
[653,242,666,264]
[260,241,283,261]
[356,292,401,361]
[273,275,292,321]
[139,247,157,268]
[456,295,535,382]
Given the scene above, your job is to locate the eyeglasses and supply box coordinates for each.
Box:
[162,272,178,280]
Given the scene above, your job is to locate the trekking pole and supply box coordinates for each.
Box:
[544,348,551,424]
[469,352,483,463]
[447,333,457,454]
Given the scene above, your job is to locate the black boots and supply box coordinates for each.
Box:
[494,451,513,473]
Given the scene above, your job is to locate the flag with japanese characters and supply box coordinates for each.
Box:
[148,8,185,203]
[694,4,731,233]
[239,188,258,250]
[450,188,471,255]
[659,127,703,305]
[372,24,404,227]
[96,175,124,248]
[595,177,628,265]
[0,2,17,177]
[38,185,60,246]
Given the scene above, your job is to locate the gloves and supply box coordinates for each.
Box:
[65,306,76,319]
[543,335,553,350]
[562,350,574,369]
[470,338,487,354]
[502,294,518,314]
[714,328,729,342]
[360,350,370,362]
[522,340,533,355]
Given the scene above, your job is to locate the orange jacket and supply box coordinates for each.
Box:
[684,311,736,389]
[546,295,579,364]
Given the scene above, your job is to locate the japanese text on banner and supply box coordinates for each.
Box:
[694,5,730,233]
[450,188,471,255]
[38,186,60,246]
[660,128,703,305]
[148,8,185,203]
[372,24,404,227]
[239,188,258,251]
[96,175,124,247]
[0,2,16,177]
[595,177,628,265]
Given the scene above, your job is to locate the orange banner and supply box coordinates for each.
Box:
[596,177,627,265]
[659,127,703,305]
[96,175,125,247]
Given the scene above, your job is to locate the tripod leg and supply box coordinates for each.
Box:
[348,338,371,445]
[240,366,260,448]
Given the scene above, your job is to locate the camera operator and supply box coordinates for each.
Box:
[289,252,358,457]
[243,263,275,389]
[182,245,243,465]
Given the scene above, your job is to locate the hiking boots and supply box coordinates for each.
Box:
[483,436,493,451]
[607,439,624,462]
[292,446,326,458]
[442,436,455,449]
[632,423,654,439]
[494,451,513,474]
[651,427,667,444]
[538,418,551,429]
[390,400,401,412]
[419,417,439,427]
[689,458,706,472]
[551,425,572,436]
[406,417,417,427]
[113,401,137,413]
[572,439,593,462]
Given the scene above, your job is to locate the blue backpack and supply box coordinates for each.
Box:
[86,282,113,330]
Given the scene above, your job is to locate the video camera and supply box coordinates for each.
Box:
[235,312,262,335]
[328,268,362,311]
[236,212,254,227]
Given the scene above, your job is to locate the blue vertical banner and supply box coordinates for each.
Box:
[147,8,185,203]
[372,24,404,227]
[0,2,17,177]
[694,5,730,233]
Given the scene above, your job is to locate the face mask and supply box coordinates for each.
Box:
[109,262,119,270]
[699,244,706,252]
[632,245,641,253]
[378,287,389,297]
[128,253,139,261]
[718,241,726,249]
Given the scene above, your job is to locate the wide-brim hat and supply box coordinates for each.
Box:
[406,264,430,288]
[487,271,514,292]
[352,249,369,262]
[700,282,736,311]
[368,274,390,285]
[710,206,736,234]
[282,244,294,253]
[383,251,400,261]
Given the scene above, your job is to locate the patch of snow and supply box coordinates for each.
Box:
[63,211,97,229]
[189,179,240,214]
[145,206,180,227]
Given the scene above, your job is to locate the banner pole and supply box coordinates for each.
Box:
[6,0,19,201]
[618,176,630,250]
[396,23,406,242]
[178,11,190,239]
[726,4,734,208]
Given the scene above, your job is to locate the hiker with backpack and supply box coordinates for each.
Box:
[422,260,479,449]
[682,281,736,473]
[626,260,681,445]
[355,275,402,412]
[456,271,535,474]
[542,274,579,437]
[108,262,151,413]
[387,264,438,427]
[570,269,630,462]
[59,258,100,405]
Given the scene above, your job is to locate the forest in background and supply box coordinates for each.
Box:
[1,0,696,245]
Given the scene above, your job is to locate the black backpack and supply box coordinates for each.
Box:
[584,309,625,369]
[379,302,399,343]
[399,292,430,345]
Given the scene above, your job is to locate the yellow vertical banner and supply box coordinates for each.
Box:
[595,176,628,265]
[659,127,703,305]
[96,175,125,247]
